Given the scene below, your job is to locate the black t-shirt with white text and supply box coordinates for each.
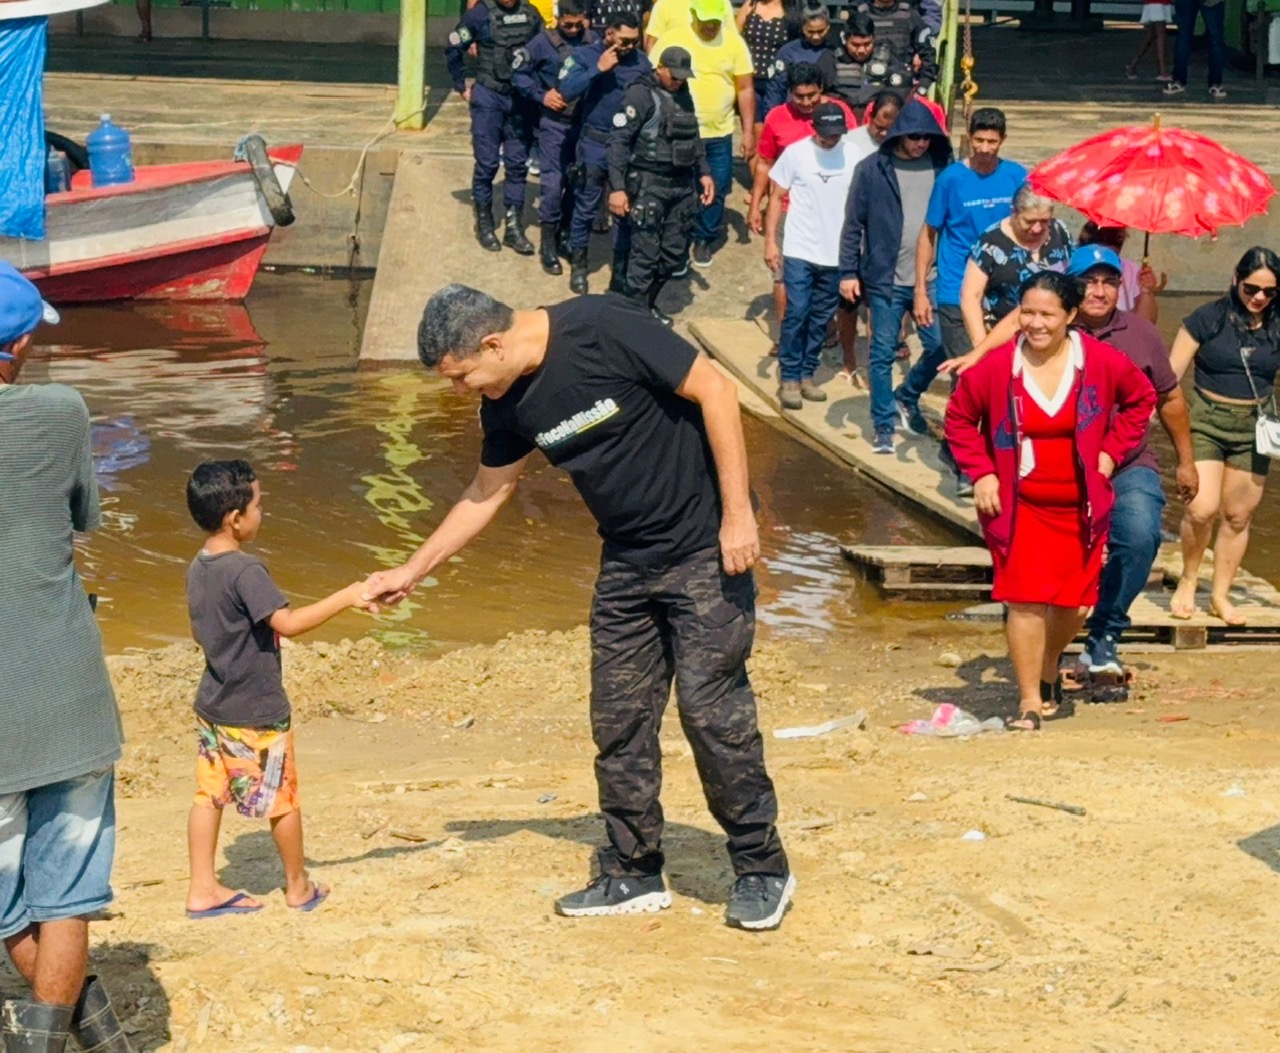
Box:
[480,295,722,565]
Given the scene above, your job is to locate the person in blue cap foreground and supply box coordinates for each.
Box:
[0,263,134,1053]
[944,244,1198,701]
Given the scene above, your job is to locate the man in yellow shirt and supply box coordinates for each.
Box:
[651,0,754,268]
[643,0,738,49]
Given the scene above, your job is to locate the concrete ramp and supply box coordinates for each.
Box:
[360,154,638,362]
[688,317,980,538]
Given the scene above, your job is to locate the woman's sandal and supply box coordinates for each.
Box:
[1005,711,1042,731]
[1039,677,1076,721]
[1208,601,1247,627]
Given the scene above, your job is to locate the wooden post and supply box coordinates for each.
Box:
[396,0,428,131]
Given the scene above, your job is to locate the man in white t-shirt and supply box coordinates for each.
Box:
[764,103,859,410]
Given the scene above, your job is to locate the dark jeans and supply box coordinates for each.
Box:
[868,283,945,430]
[937,303,972,361]
[589,548,788,880]
[693,133,734,247]
[778,257,840,383]
[1086,466,1167,642]
[1173,0,1226,87]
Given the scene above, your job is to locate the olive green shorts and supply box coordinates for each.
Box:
[1189,388,1272,477]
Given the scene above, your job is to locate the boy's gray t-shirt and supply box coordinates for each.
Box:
[893,154,936,286]
[186,550,291,727]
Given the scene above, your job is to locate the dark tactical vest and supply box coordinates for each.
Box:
[830,54,871,105]
[633,87,701,172]
[546,30,582,120]
[863,39,911,90]
[859,2,916,70]
[476,0,538,93]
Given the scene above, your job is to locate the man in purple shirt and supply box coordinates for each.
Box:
[1065,246,1198,694]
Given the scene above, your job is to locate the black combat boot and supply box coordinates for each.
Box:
[474,203,501,253]
[503,207,535,255]
[607,245,630,294]
[646,280,672,326]
[569,247,589,295]
[1,1000,75,1053]
[539,222,563,275]
[70,977,134,1053]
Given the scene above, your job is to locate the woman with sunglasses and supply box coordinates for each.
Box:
[959,184,1074,353]
[1169,247,1280,624]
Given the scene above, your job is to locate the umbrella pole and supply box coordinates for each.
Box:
[1143,231,1150,266]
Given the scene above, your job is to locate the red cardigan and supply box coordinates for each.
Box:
[944,332,1157,559]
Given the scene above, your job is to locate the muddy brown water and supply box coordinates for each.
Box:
[28,273,956,654]
[27,279,1278,654]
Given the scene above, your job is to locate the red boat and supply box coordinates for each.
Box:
[0,143,303,304]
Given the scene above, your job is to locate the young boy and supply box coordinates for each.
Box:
[183,459,376,919]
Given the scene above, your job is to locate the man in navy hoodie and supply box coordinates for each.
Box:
[839,99,950,454]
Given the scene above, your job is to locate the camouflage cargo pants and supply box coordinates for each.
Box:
[589,547,788,879]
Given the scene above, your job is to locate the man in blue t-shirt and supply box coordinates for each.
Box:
[911,107,1026,362]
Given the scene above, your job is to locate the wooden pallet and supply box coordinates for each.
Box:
[849,543,1280,649]
[842,545,994,599]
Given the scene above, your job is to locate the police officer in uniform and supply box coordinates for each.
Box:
[513,0,599,275]
[559,11,652,295]
[446,0,544,254]
[607,46,714,324]
[853,0,937,96]
[760,6,838,116]
[826,13,878,109]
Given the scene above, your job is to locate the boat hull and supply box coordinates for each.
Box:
[0,144,302,304]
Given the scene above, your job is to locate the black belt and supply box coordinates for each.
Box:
[474,74,513,95]
[631,161,694,178]
[583,125,611,143]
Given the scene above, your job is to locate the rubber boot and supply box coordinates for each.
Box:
[1,1000,74,1053]
[70,977,134,1053]
[556,226,572,261]
[474,203,501,253]
[503,207,535,256]
[539,223,563,275]
[569,247,589,295]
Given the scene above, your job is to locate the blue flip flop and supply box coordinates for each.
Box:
[186,892,263,920]
[290,884,329,913]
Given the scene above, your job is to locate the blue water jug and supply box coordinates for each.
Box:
[86,114,134,188]
[44,147,70,194]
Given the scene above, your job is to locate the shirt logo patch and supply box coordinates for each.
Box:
[534,398,622,448]
[612,111,628,127]
[449,30,462,45]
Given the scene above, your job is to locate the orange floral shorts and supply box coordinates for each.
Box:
[194,717,299,819]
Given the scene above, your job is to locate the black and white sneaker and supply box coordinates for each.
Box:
[725,872,796,931]
[554,873,672,917]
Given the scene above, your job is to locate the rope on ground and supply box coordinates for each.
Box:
[270,104,427,200]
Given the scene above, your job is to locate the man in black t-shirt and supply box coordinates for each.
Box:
[364,284,793,931]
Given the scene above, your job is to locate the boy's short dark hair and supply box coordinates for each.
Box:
[786,61,825,91]
[187,460,257,533]
[969,106,1007,137]
[605,9,639,29]
[559,0,587,16]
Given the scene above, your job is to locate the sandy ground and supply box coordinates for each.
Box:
[6,619,1280,1052]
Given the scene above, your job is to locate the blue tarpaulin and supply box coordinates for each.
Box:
[0,17,47,240]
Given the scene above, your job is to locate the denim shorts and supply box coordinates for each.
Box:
[0,768,116,939]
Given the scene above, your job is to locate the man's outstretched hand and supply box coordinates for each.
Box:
[361,563,420,607]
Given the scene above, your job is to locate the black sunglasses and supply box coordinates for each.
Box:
[1241,282,1278,301]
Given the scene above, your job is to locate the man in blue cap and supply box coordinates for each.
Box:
[1065,245,1197,695]
[0,264,133,1053]
[953,244,1199,699]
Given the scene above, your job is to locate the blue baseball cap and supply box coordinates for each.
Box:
[1066,244,1123,278]
[0,262,59,353]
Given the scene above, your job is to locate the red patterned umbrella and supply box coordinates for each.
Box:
[1028,117,1275,239]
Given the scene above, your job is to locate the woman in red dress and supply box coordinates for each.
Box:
[945,273,1156,729]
